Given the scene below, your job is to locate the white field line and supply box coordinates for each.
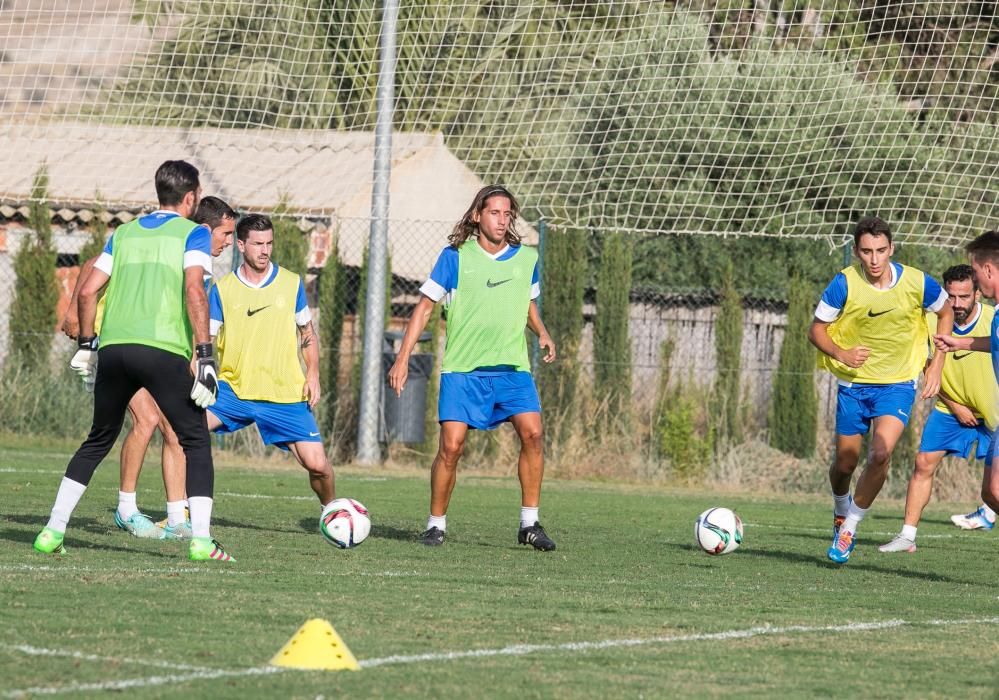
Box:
[4,616,997,697]
[357,616,999,668]
[0,643,215,672]
[0,564,248,576]
[0,564,419,578]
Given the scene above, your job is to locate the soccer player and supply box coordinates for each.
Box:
[932,230,999,521]
[33,160,233,562]
[808,216,951,564]
[61,196,237,539]
[387,185,558,550]
[879,265,997,552]
[205,214,335,519]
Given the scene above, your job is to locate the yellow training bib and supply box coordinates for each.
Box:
[817,264,929,384]
[928,304,999,430]
[215,267,305,403]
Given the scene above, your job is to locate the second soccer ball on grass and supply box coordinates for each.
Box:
[320,498,371,549]
[695,507,743,555]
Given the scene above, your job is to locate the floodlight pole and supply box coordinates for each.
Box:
[356,0,399,464]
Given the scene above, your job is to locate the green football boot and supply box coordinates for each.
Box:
[189,537,235,562]
[33,527,66,555]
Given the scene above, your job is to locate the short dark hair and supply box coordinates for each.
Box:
[942,264,976,289]
[193,196,236,230]
[966,230,999,266]
[236,213,273,242]
[852,216,892,246]
[154,160,200,207]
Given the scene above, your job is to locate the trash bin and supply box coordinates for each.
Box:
[381,330,433,443]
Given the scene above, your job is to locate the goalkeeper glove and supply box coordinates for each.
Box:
[191,342,218,408]
[70,336,98,392]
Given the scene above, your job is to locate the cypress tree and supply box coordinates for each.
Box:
[270,197,309,278]
[317,238,347,444]
[79,196,109,264]
[535,226,586,442]
[769,274,818,457]
[712,262,743,446]
[8,167,58,370]
[593,231,633,422]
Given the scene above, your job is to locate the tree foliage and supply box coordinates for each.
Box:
[8,167,59,371]
[593,231,633,419]
[711,262,743,445]
[769,274,818,457]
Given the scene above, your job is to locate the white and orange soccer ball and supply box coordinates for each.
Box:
[320,498,371,549]
[694,507,743,555]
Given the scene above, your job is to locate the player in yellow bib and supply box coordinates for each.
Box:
[809,216,952,564]
[879,265,998,552]
[206,214,335,523]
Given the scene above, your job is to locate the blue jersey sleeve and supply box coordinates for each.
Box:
[532,261,539,286]
[185,225,211,255]
[103,235,114,255]
[295,279,308,313]
[820,273,848,310]
[921,273,945,310]
[428,247,459,292]
[208,284,224,324]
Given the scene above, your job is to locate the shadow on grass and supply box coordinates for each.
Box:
[666,541,979,585]
[1,527,178,557]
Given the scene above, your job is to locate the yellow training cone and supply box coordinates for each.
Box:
[270,618,360,671]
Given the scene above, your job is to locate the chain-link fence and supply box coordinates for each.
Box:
[0,210,986,501]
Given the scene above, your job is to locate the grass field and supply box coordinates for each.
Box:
[1,440,997,698]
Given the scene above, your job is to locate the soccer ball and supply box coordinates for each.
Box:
[320,498,371,549]
[694,507,743,555]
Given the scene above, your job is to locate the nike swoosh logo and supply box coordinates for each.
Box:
[486,278,512,288]
[867,308,894,318]
[309,432,320,437]
[953,353,973,360]
[246,306,270,317]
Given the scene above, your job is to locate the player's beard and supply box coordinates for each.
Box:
[953,307,971,325]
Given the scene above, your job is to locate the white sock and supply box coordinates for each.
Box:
[166,500,187,527]
[189,496,213,539]
[520,506,539,528]
[46,477,88,533]
[117,491,138,520]
[833,492,852,517]
[901,524,917,541]
[427,514,446,532]
[982,503,997,522]
[842,502,869,534]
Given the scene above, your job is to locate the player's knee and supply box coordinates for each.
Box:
[304,457,332,479]
[439,437,465,464]
[913,454,935,478]
[867,445,891,468]
[519,426,543,453]
[129,413,159,440]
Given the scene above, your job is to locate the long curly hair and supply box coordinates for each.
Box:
[448,185,522,249]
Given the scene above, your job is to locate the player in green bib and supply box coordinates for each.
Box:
[809,216,952,564]
[388,185,558,550]
[33,160,233,563]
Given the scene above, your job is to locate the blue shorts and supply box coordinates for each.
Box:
[207,381,321,451]
[835,382,917,436]
[438,371,541,430]
[919,408,993,460]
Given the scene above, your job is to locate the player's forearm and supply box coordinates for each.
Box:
[78,288,99,339]
[184,280,210,345]
[300,322,320,376]
[934,302,954,337]
[527,300,548,337]
[807,321,844,362]
[396,297,435,361]
[68,256,99,322]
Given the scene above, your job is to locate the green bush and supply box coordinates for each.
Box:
[711,263,743,446]
[593,231,633,423]
[8,167,58,372]
[769,274,818,457]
